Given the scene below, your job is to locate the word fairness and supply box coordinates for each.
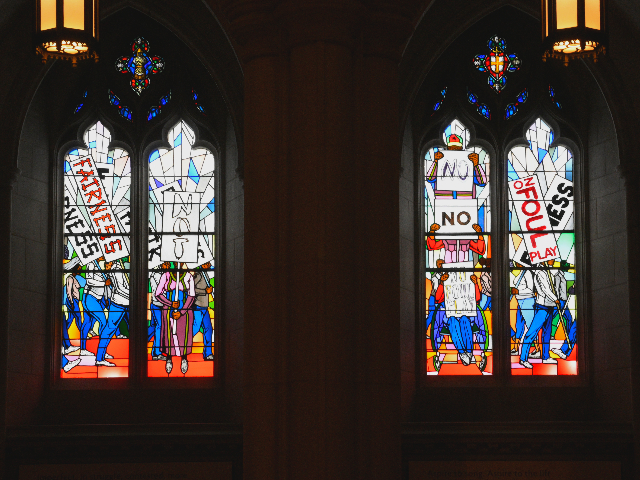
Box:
[66,156,130,263]
[508,175,560,265]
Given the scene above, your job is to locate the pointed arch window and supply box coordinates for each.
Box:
[56,8,227,381]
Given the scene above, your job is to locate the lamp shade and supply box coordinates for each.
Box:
[35,0,99,65]
[542,0,606,64]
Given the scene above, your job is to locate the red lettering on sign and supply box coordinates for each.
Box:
[99,224,116,240]
[81,178,99,192]
[530,232,548,248]
[522,200,541,216]
[84,188,102,202]
[93,213,112,227]
[524,177,534,187]
[89,200,107,216]
[516,186,539,200]
[77,169,94,183]
[104,239,122,254]
[73,158,92,168]
[526,215,546,231]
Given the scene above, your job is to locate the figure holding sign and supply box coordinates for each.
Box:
[155,264,196,375]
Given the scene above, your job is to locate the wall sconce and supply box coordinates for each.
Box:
[36,0,99,66]
[542,0,606,65]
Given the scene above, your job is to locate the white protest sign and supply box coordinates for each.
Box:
[185,234,215,269]
[69,156,130,262]
[160,191,201,263]
[436,150,475,192]
[63,188,103,265]
[544,175,574,231]
[434,199,478,239]
[508,175,559,265]
[443,270,477,318]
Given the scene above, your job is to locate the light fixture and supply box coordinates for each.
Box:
[542,0,606,65]
[35,0,99,66]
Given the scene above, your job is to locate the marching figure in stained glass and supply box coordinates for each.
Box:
[154,265,196,374]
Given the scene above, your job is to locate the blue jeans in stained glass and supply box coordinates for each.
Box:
[555,299,576,356]
[448,315,474,356]
[520,303,554,363]
[513,297,535,340]
[147,303,162,357]
[83,295,107,351]
[468,312,486,352]
[192,305,213,358]
[64,297,84,350]
[97,302,128,362]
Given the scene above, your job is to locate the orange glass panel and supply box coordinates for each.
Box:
[585,0,601,29]
[64,0,84,30]
[40,0,56,30]
[556,0,578,29]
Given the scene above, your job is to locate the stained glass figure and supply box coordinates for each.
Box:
[424,120,492,375]
[147,120,215,377]
[432,87,447,114]
[505,88,528,120]
[108,90,132,121]
[473,35,521,93]
[508,118,577,376]
[549,85,562,109]
[115,37,165,96]
[192,89,205,114]
[147,90,172,121]
[74,90,88,114]
[62,121,131,378]
[467,89,491,120]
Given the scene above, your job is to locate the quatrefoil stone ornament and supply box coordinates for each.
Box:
[473,35,521,93]
[115,37,165,95]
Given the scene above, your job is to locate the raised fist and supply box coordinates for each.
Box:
[201,262,211,269]
[105,278,112,286]
[172,301,180,309]
[434,151,444,161]
[206,286,213,294]
[511,287,519,295]
[172,311,181,320]
[440,273,449,282]
[468,152,479,166]
[470,275,478,284]
[436,259,445,269]
[472,223,482,233]
[430,223,441,232]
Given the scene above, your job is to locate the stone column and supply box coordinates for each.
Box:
[223,2,412,478]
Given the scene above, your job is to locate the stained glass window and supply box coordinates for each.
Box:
[192,89,205,114]
[147,120,215,377]
[467,89,491,120]
[62,121,131,378]
[508,118,577,375]
[425,119,492,375]
[147,90,171,121]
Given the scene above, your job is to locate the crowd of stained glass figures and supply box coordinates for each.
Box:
[424,118,578,376]
[425,120,492,375]
[61,121,216,378]
[507,118,576,375]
